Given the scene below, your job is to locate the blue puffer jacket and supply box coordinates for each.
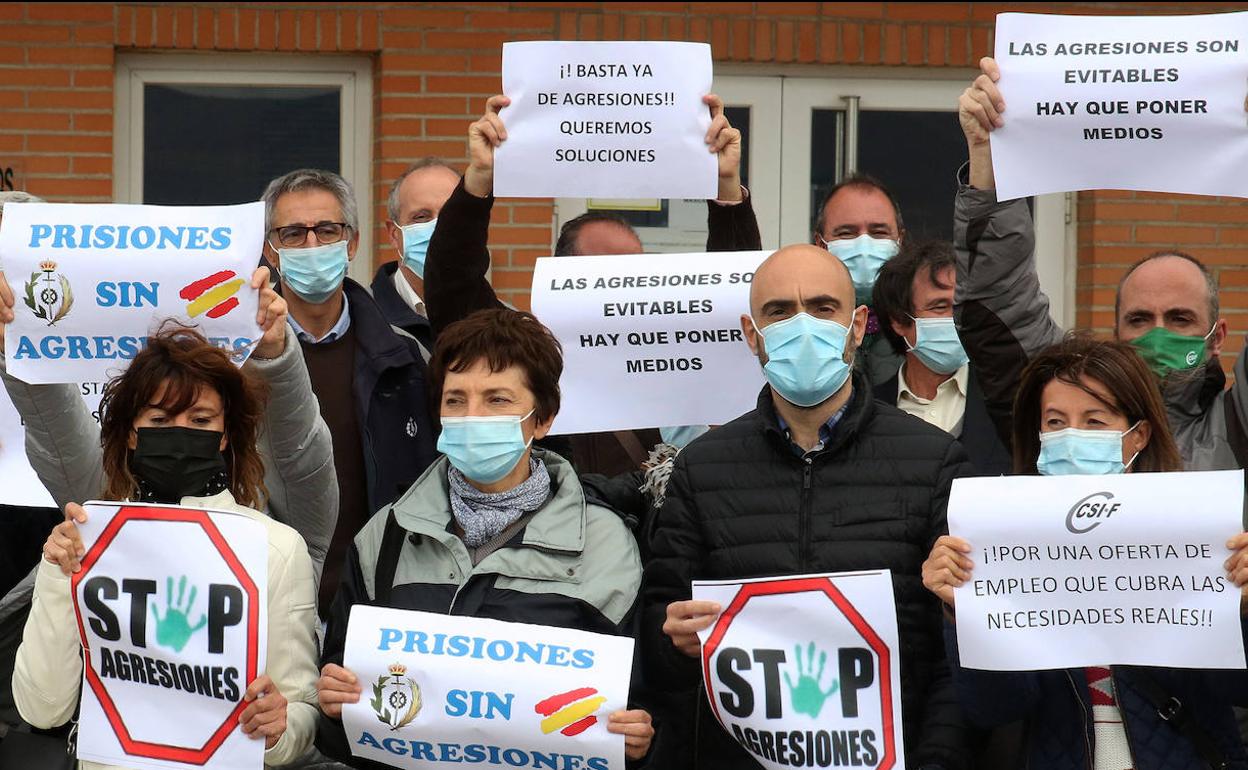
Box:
[944,620,1248,769]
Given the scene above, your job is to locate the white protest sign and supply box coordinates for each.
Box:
[0,202,264,384]
[72,502,268,770]
[693,572,906,770]
[0,381,103,507]
[531,250,767,434]
[342,605,634,770]
[990,11,1248,200]
[949,470,1246,671]
[495,41,717,199]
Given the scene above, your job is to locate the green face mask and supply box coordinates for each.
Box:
[1129,325,1214,378]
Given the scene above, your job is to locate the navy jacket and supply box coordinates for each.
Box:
[945,620,1248,769]
[873,367,1012,477]
[338,278,439,515]
[368,261,432,353]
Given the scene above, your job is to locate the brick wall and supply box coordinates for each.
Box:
[1,1,1245,354]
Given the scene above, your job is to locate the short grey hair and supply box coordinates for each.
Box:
[0,191,44,214]
[386,157,458,221]
[261,169,358,233]
[1116,250,1219,326]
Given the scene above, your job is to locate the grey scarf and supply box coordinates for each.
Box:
[448,458,551,548]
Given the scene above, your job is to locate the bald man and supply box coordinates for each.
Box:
[956,57,1247,474]
[642,244,973,770]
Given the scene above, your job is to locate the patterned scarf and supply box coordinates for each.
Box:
[447,458,551,548]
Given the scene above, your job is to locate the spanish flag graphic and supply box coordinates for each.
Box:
[535,687,607,736]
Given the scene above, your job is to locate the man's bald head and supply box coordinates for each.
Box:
[743,244,866,361]
[1115,251,1226,358]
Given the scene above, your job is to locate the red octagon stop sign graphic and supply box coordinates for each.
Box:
[70,505,261,764]
[701,576,897,770]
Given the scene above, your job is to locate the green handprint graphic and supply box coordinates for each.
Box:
[151,576,207,653]
[784,642,839,718]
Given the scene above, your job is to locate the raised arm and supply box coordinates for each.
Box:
[703,94,762,253]
[423,95,510,339]
[954,57,1064,442]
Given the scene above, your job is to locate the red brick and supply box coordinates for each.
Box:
[817,22,838,63]
[382,139,466,158]
[196,7,215,48]
[384,9,466,29]
[117,6,135,46]
[624,14,643,40]
[664,15,687,40]
[20,155,71,173]
[489,268,539,289]
[27,46,112,65]
[28,134,110,153]
[691,2,754,14]
[1218,228,1248,245]
[425,75,502,95]
[29,90,111,110]
[758,3,820,14]
[469,53,502,72]
[424,118,471,137]
[577,14,601,40]
[487,225,556,246]
[276,9,297,51]
[904,24,922,63]
[863,22,882,62]
[429,30,520,50]
[0,68,69,87]
[256,9,276,49]
[0,3,21,20]
[797,20,816,62]
[510,205,556,225]
[0,112,71,131]
[883,24,903,64]
[155,5,174,47]
[381,95,470,115]
[970,25,990,59]
[644,14,664,40]
[298,10,316,50]
[339,8,358,49]
[0,24,70,42]
[776,20,795,62]
[469,10,555,30]
[1090,201,1176,221]
[948,24,969,65]
[28,3,112,22]
[72,156,112,175]
[601,13,622,38]
[29,178,113,198]
[238,8,257,49]
[384,53,469,72]
[886,3,970,21]
[842,22,862,62]
[711,18,729,59]
[558,11,576,40]
[1134,225,1217,244]
[71,68,113,88]
[173,6,193,48]
[509,248,551,267]
[319,11,337,50]
[135,5,155,47]
[73,113,112,132]
[1177,204,1248,225]
[0,45,24,64]
[360,10,379,49]
[74,24,116,44]
[822,3,884,18]
[689,17,708,45]
[926,24,946,65]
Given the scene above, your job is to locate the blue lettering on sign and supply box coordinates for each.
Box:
[374,627,595,669]
[10,335,246,361]
[445,689,515,720]
[28,224,233,251]
[355,732,611,770]
[96,282,160,308]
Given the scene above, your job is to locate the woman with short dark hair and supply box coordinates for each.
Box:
[316,309,653,766]
[924,335,1248,769]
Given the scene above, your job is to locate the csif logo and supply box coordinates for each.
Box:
[1065,491,1121,534]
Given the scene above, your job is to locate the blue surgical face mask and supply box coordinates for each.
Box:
[753,313,855,408]
[1036,423,1140,476]
[437,410,535,485]
[399,219,437,279]
[277,240,349,305]
[822,234,900,300]
[907,316,969,375]
[660,424,709,449]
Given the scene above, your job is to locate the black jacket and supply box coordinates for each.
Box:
[337,278,439,515]
[873,367,1012,477]
[368,261,432,353]
[643,373,973,770]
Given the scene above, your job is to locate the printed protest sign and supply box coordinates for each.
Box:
[693,572,905,770]
[342,606,634,770]
[990,12,1248,200]
[495,41,717,199]
[0,201,264,384]
[0,381,103,507]
[72,502,268,770]
[949,470,1246,670]
[530,250,767,434]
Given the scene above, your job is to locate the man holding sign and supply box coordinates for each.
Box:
[954,53,1248,478]
[423,86,759,479]
[644,244,973,770]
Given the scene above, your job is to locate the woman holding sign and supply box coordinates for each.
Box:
[315,308,654,767]
[923,335,1248,770]
[1,271,322,768]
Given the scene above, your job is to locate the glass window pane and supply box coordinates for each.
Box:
[725,105,750,189]
[810,108,967,241]
[143,85,341,205]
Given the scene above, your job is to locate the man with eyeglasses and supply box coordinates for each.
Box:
[261,168,437,624]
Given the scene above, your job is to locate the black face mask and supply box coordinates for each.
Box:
[129,427,229,504]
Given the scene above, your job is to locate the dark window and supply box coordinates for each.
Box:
[810,108,967,240]
[143,84,341,205]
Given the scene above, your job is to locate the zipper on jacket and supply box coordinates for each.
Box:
[1065,670,1095,770]
[1111,669,1142,770]
[799,457,813,571]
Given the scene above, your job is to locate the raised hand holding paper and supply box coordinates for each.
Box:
[341,606,634,770]
[948,471,1246,671]
[990,11,1248,200]
[530,250,768,434]
[494,41,717,199]
[693,572,905,770]
[72,502,268,770]
[0,201,264,384]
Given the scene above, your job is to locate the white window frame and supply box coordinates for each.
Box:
[114,53,375,283]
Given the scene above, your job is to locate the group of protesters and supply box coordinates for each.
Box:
[2,54,1248,770]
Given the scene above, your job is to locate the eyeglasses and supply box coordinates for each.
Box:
[268,222,350,248]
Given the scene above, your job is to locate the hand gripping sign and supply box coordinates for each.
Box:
[342,606,634,770]
[693,572,906,770]
[72,502,268,770]
[0,201,264,384]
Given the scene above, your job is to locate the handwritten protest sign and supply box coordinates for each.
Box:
[0,382,103,507]
[495,41,717,199]
[0,201,264,384]
[73,502,268,770]
[530,250,767,434]
[693,572,905,770]
[990,11,1248,200]
[949,470,1245,671]
[342,606,634,770]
